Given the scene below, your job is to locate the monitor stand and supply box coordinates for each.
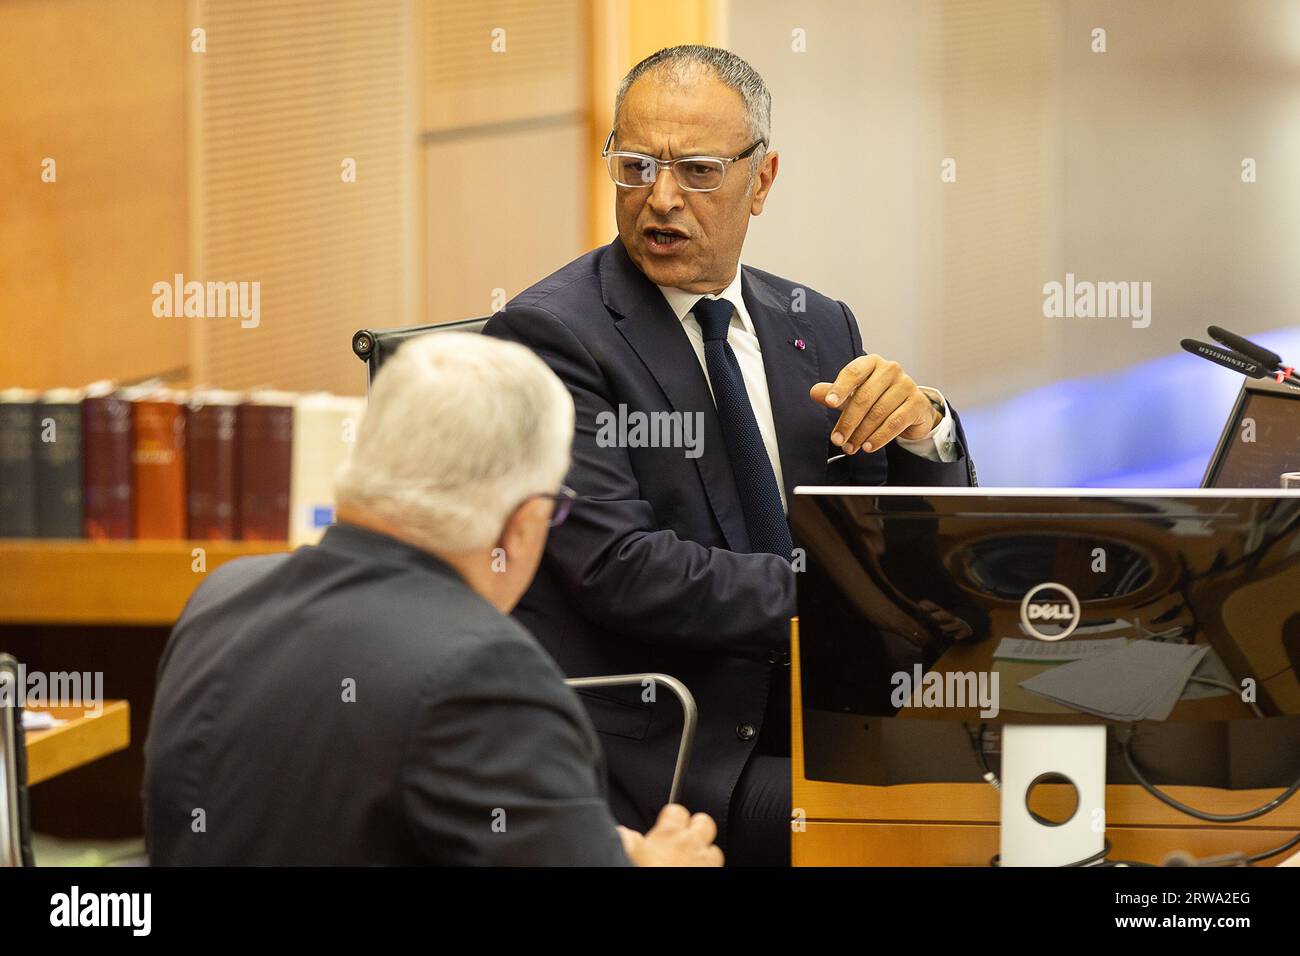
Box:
[999,724,1107,866]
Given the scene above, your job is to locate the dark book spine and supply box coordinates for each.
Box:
[83,394,134,539]
[187,404,240,540]
[35,400,84,538]
[238,404,292,541]
[0,401,37,537]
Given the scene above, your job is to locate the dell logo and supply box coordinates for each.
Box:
[1027,603,1073,621]
[1020,582,1081,641]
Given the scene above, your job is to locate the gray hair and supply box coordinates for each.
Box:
[335,332,574,551]
[614,45,771,160]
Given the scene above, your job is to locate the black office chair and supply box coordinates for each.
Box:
[350,320,699,806]
[0,653,35,867]
[352,317,491,385]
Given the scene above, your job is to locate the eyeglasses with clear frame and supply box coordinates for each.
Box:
[601,130,767,193]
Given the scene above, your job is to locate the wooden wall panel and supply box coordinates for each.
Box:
[425,122,589,322]
[422,0,593,319]
[0,0,188,390]
[426,0,587,130]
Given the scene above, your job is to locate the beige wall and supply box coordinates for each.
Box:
[730,0,1064,406]
[732,0,1300,407]
[1058,0,1300,379]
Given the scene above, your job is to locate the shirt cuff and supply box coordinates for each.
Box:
[894,386,960,463]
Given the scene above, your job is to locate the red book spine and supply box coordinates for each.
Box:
[132,399,187,539]
[186,403,240,540]
[238,403,292,541]
[82,393,133,539]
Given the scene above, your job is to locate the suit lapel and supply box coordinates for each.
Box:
[741,268,829,499]
[600,240,750,552]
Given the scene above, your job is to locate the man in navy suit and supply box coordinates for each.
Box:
[484,45,975,865]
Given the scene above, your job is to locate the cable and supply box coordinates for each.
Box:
[1121,728,1300,822]
[990,839,1113,868]
[970,723,1000,789]
[1185,676,1265,718]
[990,839,1157,867]
[1246,831,1300,865]
[1095,857,1156,867]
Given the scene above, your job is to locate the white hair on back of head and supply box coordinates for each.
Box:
[335,332,574,551]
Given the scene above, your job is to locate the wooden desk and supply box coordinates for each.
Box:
[790,619,1300,866]
[24,701,131,785]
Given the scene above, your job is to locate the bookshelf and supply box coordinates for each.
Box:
[0,540,290,626]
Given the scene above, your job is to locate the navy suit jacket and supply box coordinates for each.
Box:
[484,238,975,843]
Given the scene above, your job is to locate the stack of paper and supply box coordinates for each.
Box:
[1017,641,1210,721]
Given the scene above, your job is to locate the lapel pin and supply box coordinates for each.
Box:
[793,338,806,350]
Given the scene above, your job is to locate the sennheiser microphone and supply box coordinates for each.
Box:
[1179,338,1269,379]
[1207,325,1284,370]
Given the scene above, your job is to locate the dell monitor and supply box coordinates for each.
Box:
[792,487,1300,864]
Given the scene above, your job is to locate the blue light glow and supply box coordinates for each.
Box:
[960,327,1300,487]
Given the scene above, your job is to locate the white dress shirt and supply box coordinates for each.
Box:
[657,268,959,510]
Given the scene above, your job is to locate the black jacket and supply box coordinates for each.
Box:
[144,523,630,866]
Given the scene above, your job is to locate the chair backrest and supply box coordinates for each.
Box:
[352,317,490,388]
[0,654,33,867]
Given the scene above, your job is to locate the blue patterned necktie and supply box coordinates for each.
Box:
[692,296,793,559]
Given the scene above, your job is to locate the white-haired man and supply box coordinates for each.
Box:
[144,333,721,866]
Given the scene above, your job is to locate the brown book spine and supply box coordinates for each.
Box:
[187,403,240,540]
[238,403,292,541]
[132,398,187,539]
[82,393,133,539]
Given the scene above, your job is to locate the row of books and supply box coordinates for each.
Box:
[0,383,364,544]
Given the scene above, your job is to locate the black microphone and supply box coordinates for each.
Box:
[1207,325,1284,370]
[1180,338,1270,379]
